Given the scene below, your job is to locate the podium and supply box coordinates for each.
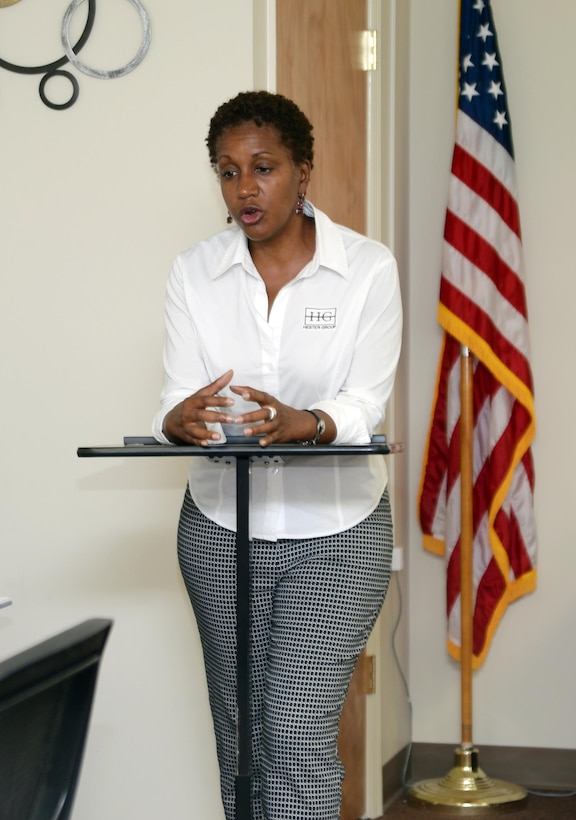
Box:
[78,435,395,820]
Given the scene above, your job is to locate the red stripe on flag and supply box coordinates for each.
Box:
[440,278,533,392]
[494,506,535,579]
[444,211,527,317]
[446,536,461,615]
[451,144,521,237]
[473,558,506,656]
[418,336,459,534]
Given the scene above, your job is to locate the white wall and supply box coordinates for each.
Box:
[0,2,253,817]
[407,0,576,750]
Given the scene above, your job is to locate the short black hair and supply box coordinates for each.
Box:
[206,90,314,168]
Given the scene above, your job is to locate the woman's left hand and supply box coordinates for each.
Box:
[229,384,331,447]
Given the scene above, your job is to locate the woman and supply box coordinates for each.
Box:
[153,91,402,820]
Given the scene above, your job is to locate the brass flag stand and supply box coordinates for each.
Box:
[408,348,527,812]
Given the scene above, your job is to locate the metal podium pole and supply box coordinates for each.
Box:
[78,435,396,820]
[235,453,251,819]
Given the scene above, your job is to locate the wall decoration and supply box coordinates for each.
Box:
[0,0,151,110]
[62,0,151,80]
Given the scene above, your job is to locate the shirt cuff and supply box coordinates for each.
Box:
[309,401,374,445]
[151,404,177,444]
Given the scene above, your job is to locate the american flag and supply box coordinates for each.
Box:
[418,0,537,667]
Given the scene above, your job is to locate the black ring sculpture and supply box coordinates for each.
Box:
[0,0,95,108]
[39,69,80,111]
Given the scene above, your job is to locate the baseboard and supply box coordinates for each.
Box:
[382,742,576,806]
[381,746,410,810]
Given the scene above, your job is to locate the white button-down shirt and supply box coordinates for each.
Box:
[152,205,402,540]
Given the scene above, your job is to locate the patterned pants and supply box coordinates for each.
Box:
[177,487,393,820]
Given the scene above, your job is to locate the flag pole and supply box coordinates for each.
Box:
[459,345,474,750]
[408,346,527,810]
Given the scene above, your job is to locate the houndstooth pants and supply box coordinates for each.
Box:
[177,486,393,820]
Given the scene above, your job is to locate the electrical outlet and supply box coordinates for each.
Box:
[392,547,404,572]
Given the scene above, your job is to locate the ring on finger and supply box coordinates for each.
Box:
[263,404,277,421]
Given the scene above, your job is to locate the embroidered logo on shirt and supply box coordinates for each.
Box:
[303,308,337,330]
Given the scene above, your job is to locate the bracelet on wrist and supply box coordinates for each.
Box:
[298,409,326,445]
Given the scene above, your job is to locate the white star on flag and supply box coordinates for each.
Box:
[461,82,479,101]
[493,109,508,128]
[477,23,493,42]
[487,80,503,98]
[482,52,499,69]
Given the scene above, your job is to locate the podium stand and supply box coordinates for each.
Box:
[78,435,394,820]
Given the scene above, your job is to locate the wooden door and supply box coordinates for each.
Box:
[276,2,370,817]
[276,0,367,233]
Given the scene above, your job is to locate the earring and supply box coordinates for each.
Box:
[296,194,304,215]
[227,212,233,224]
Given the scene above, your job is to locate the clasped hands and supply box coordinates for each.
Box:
[163,369,325,448]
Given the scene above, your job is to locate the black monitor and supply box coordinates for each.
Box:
[0,618,113,820]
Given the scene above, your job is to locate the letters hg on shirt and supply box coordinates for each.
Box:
[303,308,337,330]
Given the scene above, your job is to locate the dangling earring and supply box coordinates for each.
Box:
[296,194,305,215]
[226,212,233,224]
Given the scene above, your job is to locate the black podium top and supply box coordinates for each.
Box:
[77,434,398,459]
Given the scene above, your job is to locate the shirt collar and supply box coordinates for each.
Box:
[210,202,350,280]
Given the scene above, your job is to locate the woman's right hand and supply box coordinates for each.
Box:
[162,370,236,446]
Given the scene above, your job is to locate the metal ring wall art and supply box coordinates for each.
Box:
[0,0,151,110]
